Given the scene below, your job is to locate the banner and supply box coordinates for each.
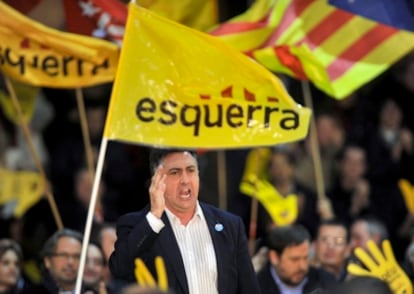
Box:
[0,79,39,123]
[0,2,119,88]
[0,168,45,217]
[211,0,414,99]
[103,3,311,149]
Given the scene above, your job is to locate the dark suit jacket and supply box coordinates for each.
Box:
[257,263,337,294]
[109,202,261,294]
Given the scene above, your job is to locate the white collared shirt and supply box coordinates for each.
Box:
[271,265,308,294]
[165,203,218,294]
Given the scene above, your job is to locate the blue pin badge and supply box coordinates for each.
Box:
[215,223,224,232]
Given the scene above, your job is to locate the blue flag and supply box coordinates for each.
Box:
[329,0,414,31]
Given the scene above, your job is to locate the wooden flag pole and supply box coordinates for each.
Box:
[75,138,108,294]
[4,76,63,230]
[300,81,325,200]
[217,150,227,210]
[248,148,261,256]
[248,193,259,256]
[75,88,103,222]
[301,81,334,219]
[75,88,95,178]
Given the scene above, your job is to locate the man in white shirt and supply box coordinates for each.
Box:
[109,148,260,294]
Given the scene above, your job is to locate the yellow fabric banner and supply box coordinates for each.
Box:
[138,0,219,32]
[240,174,298,226]
[0,168,45,217]
[0,79,39,123]
[0,1,119,88]
[103,2,311,149]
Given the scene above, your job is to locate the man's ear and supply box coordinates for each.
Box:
[44,257,51,270]
[268,249,280,266]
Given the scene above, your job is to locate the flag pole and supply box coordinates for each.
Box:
[75,137,108,294]
[301,81,334,219]
[301,81,325,199]
[217,150,227,210]
[248,148,262,256]
[301,81,330,203]
[4,76,63,230]
[75,88,95,178]
[75,88,103,221]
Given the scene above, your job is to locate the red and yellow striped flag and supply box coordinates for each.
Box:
[210,0,414,99]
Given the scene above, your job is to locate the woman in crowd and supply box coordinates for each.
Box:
[0,239,28,294]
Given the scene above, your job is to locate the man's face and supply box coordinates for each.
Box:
[271,241,310,286]
[350,221,371,251]
[161,152,199,216]
[83,244,105,288]
[315,225,348,268]
[44,236,81,291]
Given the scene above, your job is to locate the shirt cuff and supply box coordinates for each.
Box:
[146,212,165,233]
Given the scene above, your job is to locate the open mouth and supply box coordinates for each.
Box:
[180,188,191,199]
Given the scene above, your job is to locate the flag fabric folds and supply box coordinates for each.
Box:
[63,0,127,46]
[0,168,45,218]
[103,2,311,149]
[137,0,219,32]
[62,0,218,46]
[0,1,119,88]
[0,79,39,123]
[329,0,414,32]
[210,0,414,99]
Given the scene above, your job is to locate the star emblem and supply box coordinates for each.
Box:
[78,1,101,17]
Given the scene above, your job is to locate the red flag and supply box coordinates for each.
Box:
[63,0,126,46]
[3,0,41,14]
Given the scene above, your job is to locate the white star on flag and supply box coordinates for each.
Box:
[79,0,100,17]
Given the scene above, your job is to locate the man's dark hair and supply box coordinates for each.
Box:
[337,276,392,294]
[41,228,83,259]
[317,218,350,242]
[149,148,197,175]
[266,224,311,255]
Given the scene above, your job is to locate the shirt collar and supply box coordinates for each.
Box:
[165,201,204,224]
[270,265,308,293]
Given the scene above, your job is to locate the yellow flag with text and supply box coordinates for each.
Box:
[104,2,311,149]
[0,1,119,88]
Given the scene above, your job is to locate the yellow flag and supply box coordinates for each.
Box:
[103,2,311,149]
[240,174,298,226]
[0,168,45,217]
[0,79,39,123]
[138,0,219,32]
[0,2,119,88]
[398,179,414,214]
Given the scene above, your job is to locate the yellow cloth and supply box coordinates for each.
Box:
[0,79,39,123]
[0,168,45,217]
[0,1,119,87]
[103,3,311,149]
[240,174,298,226]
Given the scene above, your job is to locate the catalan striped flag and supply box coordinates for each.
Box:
[210,0,414,99]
